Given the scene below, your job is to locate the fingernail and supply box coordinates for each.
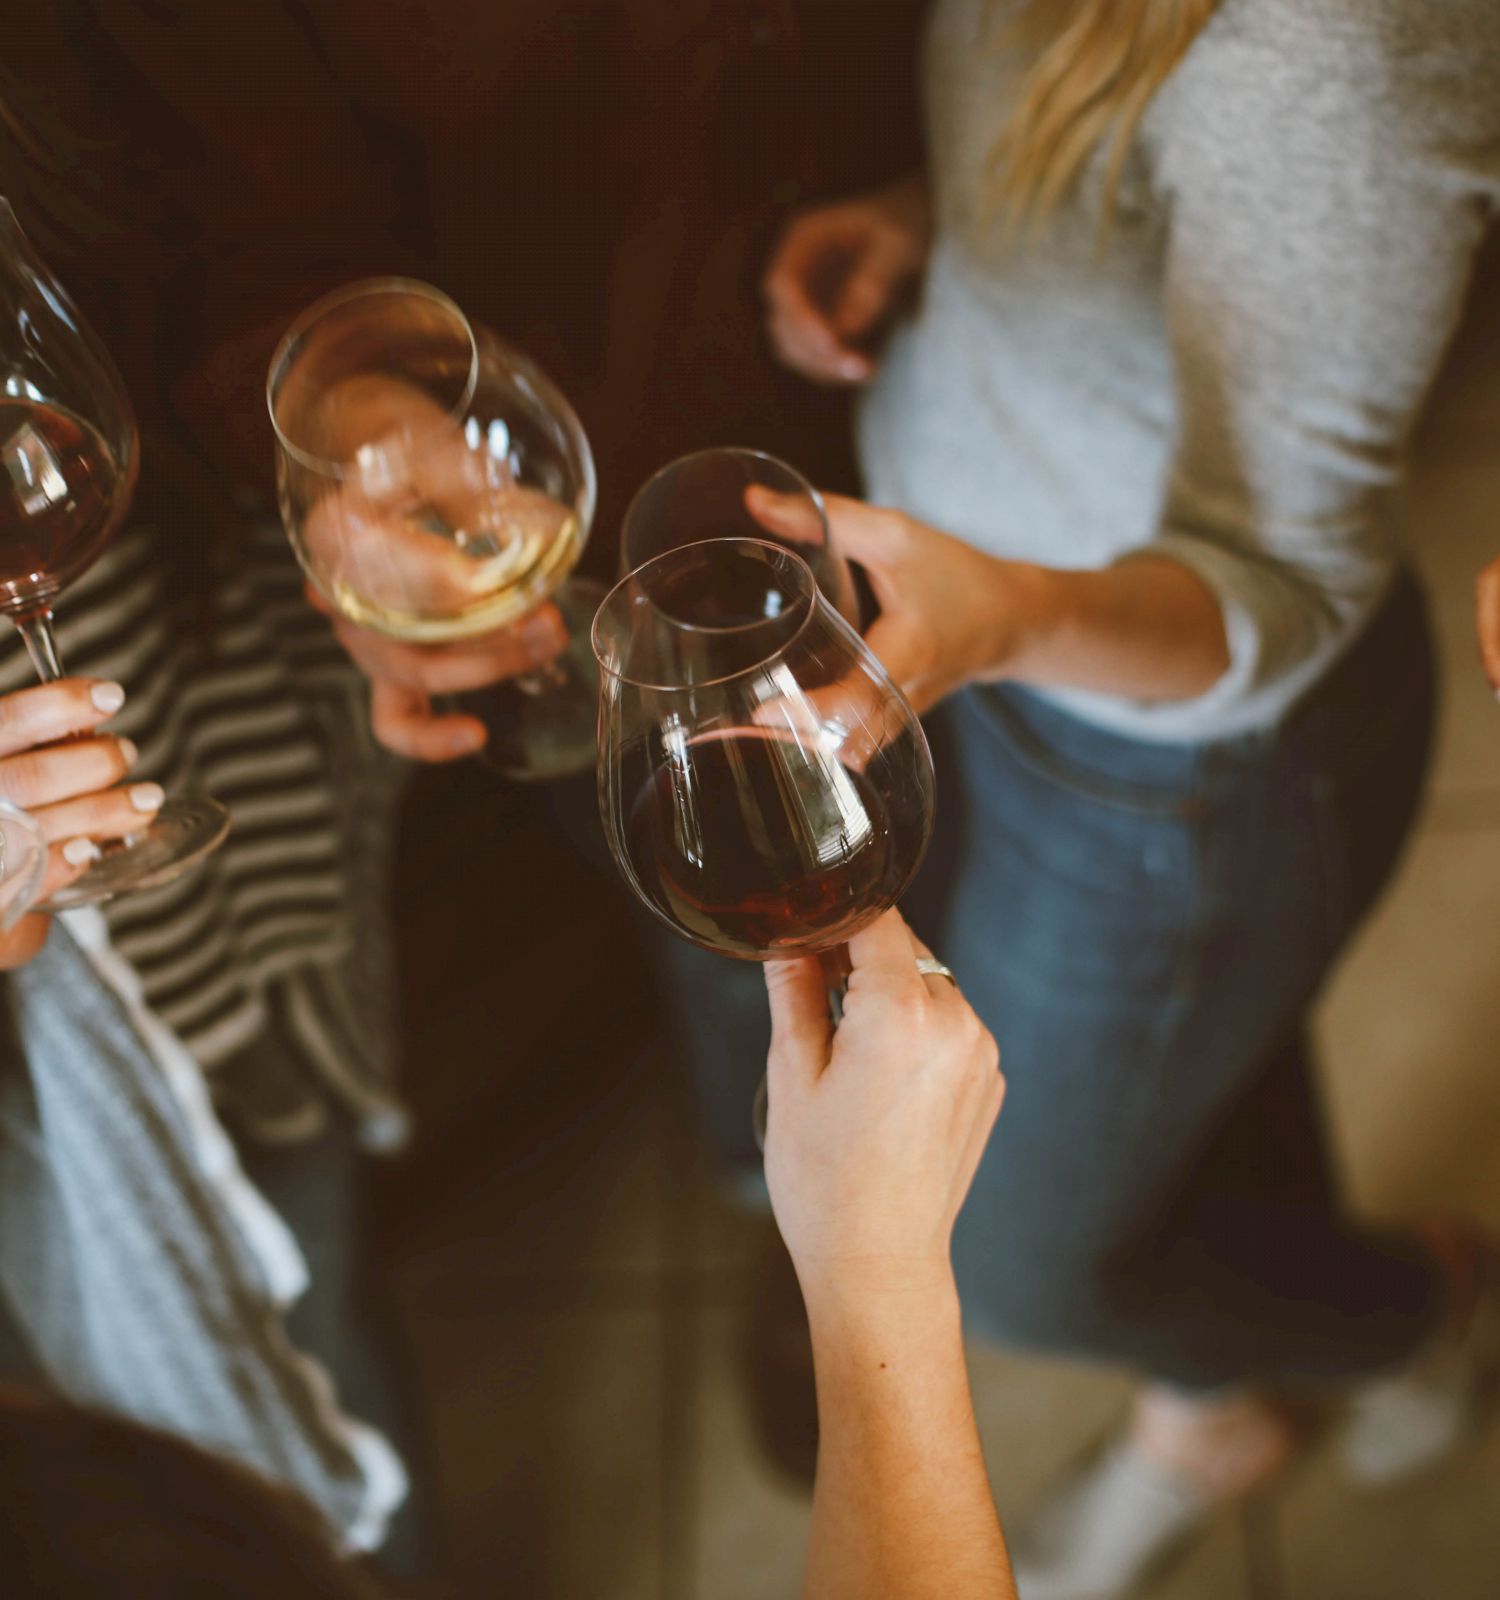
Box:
[90,681,126,715]
[63,837,100,866]
[449,726,486,756]
[118,738,139,767]
[129,782,165,813]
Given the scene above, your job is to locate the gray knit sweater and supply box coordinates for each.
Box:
[859,0,1500,740]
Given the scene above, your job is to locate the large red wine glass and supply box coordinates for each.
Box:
[0,200,229,906]
[592,538,934,962]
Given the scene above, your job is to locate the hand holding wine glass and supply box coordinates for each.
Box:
[269,279,600,778]
[762,908,1003,1297]
[0,199,228,904]
[0,676,165,958]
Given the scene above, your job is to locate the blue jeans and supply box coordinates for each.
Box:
[664,572,1444,1390]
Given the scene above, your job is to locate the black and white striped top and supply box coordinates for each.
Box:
[0,510,408,1148]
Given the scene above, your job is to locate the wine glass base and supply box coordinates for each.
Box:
[39,797,232,911]
[470,577,605,782]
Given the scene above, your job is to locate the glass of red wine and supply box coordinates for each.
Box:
[620,448,861,627]
[0,200,229,905]
[593,537,933,964]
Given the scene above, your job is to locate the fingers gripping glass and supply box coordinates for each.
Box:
[268,279,601,780]
[0,200,229,906]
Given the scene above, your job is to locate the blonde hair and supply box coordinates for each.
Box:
[991,0,1222,231]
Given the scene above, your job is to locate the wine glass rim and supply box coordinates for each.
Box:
[265,276,481,476]
[592,536,822,691]
[620,445,829,571]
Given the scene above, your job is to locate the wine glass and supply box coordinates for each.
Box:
[621,448,860,626]
[0,199,230,905]
[268,279,600,781]
[593,537,933,962]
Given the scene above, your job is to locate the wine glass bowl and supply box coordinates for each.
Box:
[269,279,594,644]
[620,448,860,626]
[268,279,601,779]
[593,538,934,961]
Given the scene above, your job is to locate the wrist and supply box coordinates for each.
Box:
[973,558,1067,686]
[799,1256,962,1346]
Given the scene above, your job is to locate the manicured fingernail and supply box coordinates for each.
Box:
[90,681,126,714]
[448,725,486,756]
[117,738,139,767]
[63,837,100,866]
[129,782,165,813]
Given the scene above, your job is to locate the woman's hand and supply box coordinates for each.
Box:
[762,177,931,387]
[291,373,573,762]
[1477,555,1500,695]
[762,910,1003,1305]
[0,677,163,968]
[762,492,1046,715]
[310,587,567,762]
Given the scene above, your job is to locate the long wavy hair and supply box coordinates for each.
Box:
[990,0,1223,231]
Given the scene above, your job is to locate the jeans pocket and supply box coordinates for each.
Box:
[963,685,1201,819]
[949,689,1202,977]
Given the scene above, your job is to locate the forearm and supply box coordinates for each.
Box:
[989,555,1231,703]
[802,1273,1014,1600]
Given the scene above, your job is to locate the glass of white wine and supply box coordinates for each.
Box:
[267,278,599,779]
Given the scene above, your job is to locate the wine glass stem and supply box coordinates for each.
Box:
[16,609,65,684]
[11,609,140,847]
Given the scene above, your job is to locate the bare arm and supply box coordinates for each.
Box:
[753,493,1228,716]
[802,1270,1014,1600]
[762,913,1013,1600]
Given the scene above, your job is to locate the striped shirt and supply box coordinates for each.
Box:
[0,511,408,1148]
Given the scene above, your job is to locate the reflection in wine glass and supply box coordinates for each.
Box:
[269,279,600,780]
[593,538,933,963]
[0,199,230,906]
[620,448,860,627]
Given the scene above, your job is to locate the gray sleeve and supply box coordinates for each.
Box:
[1136,2,1500,716]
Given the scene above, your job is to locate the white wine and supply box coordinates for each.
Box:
[302,473,578,643]
[321,505,578,643]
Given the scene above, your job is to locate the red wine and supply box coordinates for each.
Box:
[0,399,125,612]
[625,727,926,958]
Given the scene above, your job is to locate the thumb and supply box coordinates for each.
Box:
[764,957,834,1093]
[743,485,827,553]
